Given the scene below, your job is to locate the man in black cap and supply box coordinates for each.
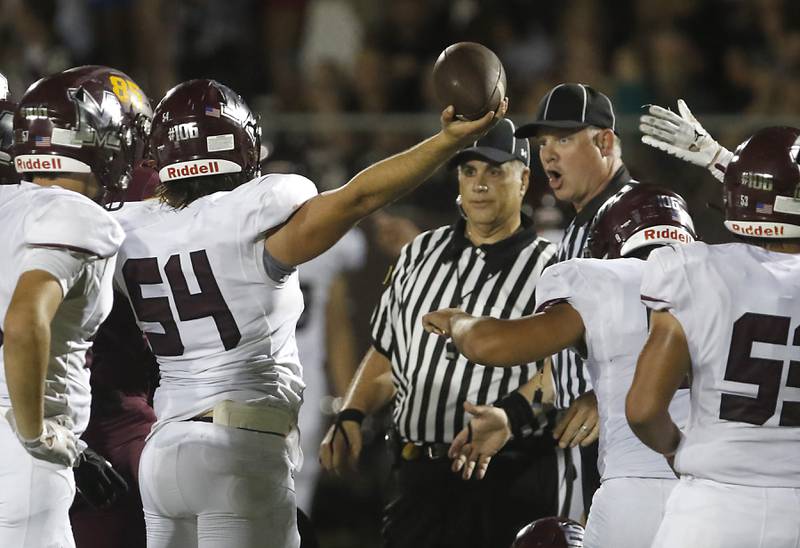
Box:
[515,83,639,518]
[320,118,563,548]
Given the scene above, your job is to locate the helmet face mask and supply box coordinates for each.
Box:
[0,97,18,185]
[149,79,261,187]
[586,185,696,259]
[723,126,800,240]
[12,65,153,206]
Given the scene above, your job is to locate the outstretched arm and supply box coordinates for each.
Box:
[626,310,688,457]
[266,102,506,267]
[422,303,585,367]
[639,99,733,182]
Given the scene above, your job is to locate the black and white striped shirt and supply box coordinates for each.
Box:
[551,166,636,408]
[371,215,557,443]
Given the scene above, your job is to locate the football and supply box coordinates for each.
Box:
[432,42,507,120]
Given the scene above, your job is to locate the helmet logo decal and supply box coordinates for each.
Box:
[740,171,774,191]
[207,134,235,152]
[20,106,49,119]
[774,195,800,215]
[168,122,199,142]
[159,158,242,181]
[655,194,683,210]
[725,221,795,237]
[14,154,91,173]
[69,87,123,151]
[643,226,693,244]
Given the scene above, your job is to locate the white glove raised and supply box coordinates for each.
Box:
[640,99,733,182]
[6,411,85,467]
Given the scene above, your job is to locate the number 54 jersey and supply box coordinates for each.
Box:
[641,242,800,487]
[112,174,317,431]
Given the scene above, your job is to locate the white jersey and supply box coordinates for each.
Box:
[642,242,800,487]
[0,182,122,434]
[112,174,317,432]
[537,258,689,480]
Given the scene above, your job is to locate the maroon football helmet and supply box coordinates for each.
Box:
[511,517,584,548]
[12,65,153,204]
[149,79,260,184]
[586,184,696,259]
[723,126,800,239]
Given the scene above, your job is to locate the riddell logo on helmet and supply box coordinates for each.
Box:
[15,156,62,171]
[165,161,220,179]
[729,223,784,237]
[643,227,692,243]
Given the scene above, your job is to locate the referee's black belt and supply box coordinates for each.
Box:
[400,441,451,461]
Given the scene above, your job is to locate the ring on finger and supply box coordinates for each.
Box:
[580,425,589,431]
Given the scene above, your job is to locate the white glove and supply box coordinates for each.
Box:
[640,99,733,182]
[6,411,84,467]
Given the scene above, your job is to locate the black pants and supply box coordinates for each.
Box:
[382,435,558,548]
[580,440,601,516]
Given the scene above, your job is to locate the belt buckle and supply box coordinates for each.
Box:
[401,442,422,461]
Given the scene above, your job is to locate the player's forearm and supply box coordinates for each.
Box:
[3,271,64,439]
[266,132,463,267]
[341,346,396,415]
[450,314,530,367]
[627,409,682,456]
[3,313,50,439]
[452,308,581,367]
[627,310,690,456]
[338,131,462,221]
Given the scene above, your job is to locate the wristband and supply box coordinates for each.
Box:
[336,408,365,425]
[494,391,538,439]
[17,427,45,448]
[332,408,365,449]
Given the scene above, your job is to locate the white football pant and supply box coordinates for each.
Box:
[584,477,676,548]
[139,421,299,548]
[652,476,800,548]
[0,407,76,548]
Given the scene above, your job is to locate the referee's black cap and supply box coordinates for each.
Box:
[515,83,616,138]
[449,118,530,169]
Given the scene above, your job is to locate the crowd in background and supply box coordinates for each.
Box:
[1,1,799,546]
[2,0,800,223]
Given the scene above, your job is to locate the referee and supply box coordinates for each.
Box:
[515,83,638,514]
[321,119,559,548]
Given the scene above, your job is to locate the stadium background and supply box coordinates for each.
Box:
[1,0,799,546]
